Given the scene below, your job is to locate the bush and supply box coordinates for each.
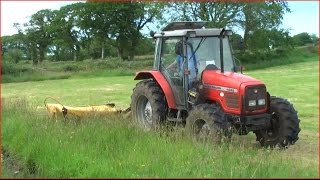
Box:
[63,65,81,72]
[2,61,31,75]
[275,48,287,56]
[306,44,318,54]
[3,49,25,64]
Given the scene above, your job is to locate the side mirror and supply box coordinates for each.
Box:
[238,40,244,51]
[150,31,155,38]
[235,65,245,73]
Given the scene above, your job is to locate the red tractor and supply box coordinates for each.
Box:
[131,22,300,148]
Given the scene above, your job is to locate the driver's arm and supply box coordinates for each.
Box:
[168,55,182,73]
[167,61,177,71]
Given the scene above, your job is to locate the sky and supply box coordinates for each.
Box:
[1,1,319,37]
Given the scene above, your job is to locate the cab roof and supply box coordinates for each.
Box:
[154,21,231,37]
[161,21,207,31]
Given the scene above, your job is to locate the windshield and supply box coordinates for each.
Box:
[187,37,235,75]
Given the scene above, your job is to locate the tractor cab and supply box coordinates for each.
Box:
[151,22,238,109]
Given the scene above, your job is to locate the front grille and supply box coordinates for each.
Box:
[245,85,267,111]
[225,94,239,108]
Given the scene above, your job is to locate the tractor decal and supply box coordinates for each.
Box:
[203,84,238,93]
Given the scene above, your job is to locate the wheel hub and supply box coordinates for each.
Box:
[144,101,152,123]
[200,123,209,134]
[193,119,211,141]
[136,96,153,129]
[265,113,280,138]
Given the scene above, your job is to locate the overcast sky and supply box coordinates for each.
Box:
[1,1,319,37]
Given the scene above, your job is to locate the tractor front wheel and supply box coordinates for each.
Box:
[131,80,167,131]
[254,97,300,148]
[186,104,231,143]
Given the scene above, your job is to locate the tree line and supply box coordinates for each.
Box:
[2,1,318,65]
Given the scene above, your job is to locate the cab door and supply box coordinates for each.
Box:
[158,37,186,107]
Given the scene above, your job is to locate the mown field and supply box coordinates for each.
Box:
[2,55,319,178]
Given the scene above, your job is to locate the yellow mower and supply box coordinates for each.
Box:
[44,97,131,120]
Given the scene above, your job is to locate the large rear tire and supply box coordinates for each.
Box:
[186,104,231,143]
[254,97,300,148]
[131,80,167,131]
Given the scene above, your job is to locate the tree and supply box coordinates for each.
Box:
[247,28,293,51]
[310,34,319,44]
[238,2,290,50]
[165,2,290,52]
[269,29,293,49]
[48,4,82,61]
[230,33,244,51]
[2,34,25,54]
[77,2,114,60]
[72,2,127,60]
[24,9,56,64]
[293,32,313,46]
[166,2,242,28]
[107,2,166,60]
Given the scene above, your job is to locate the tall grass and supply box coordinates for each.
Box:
[2,98,318,178]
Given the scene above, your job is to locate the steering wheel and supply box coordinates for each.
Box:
[161,63,171,76]
[171,74,183,86]
[161,63,183,85]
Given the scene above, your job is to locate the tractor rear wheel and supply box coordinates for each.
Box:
[186,104,231,143]
[131,80,167,131]
[254,97,300,148]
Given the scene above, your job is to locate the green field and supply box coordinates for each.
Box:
[2,56,319,178]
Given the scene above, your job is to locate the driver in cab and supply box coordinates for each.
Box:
[168,40,199,88]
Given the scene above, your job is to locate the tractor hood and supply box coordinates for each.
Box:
[201,70,264,93]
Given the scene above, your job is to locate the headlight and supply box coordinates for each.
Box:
[258,99,265,106]
[248,100,256,106]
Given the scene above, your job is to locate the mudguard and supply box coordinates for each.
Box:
[134,70,177,109]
